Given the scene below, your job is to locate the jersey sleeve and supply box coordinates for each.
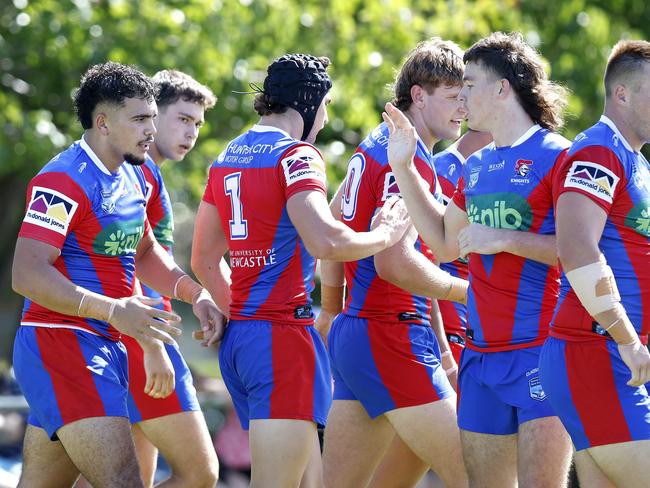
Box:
[202,165,218,206]
[277,143,327,199]
[18,172,88,250]
[553,145,623,214]
[451,176,466,211]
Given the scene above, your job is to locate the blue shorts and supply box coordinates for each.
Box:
[219,320,331,430]
[13,326,129,440]
[458,346,555,435]
[122,335,200,423]
[328,314,453,418]
[540,337,650,451]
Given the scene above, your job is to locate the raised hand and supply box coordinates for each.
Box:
[382,102,418,171]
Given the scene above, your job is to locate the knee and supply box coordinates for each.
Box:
[173,459,219,488]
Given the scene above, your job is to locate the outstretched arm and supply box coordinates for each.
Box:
[382,102,467,262]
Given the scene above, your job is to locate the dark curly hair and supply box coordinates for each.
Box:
[464,32,567,131]
[73,62,155,129]
[153,70,217,110]
[392,38,465,111]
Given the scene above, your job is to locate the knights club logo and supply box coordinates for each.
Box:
[514,159,533,177]
[563,161,620,204]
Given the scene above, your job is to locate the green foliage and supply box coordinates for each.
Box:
[1,0,649,298]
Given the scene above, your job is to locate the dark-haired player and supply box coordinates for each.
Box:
[12,62,224,487]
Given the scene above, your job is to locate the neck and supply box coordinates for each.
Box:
[83,130,123,173]
[489,103,536,147]
[259,112,303,140]
[149,143,165,166]
[404,109,438,151]
[603,104,643,152]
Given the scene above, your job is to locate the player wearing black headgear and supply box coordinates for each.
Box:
[253,54,332,141]
[192,53,410,487]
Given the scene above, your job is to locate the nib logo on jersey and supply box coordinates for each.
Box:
[625,203,650,237]
[563,161,620,204]
[466,193,532,230]
[94,220,144,256]
[24,186,79,235]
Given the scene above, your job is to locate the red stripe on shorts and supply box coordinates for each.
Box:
[270,326,315,419]
[368,321,441,408]
[565,342,632,446]
[36,328,106,424]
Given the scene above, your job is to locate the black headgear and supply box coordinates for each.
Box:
[263,54,332,141]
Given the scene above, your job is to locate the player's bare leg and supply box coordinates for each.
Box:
[574,450,615,488]
[367,434,428,488]
[249,419,316,488]
[586,440,650,488]
[322,400,394,488]
[137,411,218,488]
[460,430,517,488]
[57,416,144,488]
[518,416,572,487]
[385,398,467,488]
[299,432,323,488]
[18,425,80,488]
[132,423,159,488]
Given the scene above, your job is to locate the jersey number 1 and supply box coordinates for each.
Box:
[224,172,248,240]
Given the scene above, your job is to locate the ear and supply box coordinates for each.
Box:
[95,112,109,135]
[496,79,510,98]
[410,84,425,108]
[613,84,628,105]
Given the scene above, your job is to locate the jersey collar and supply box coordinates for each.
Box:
[444,144,466,165]
[509,124,542,148]
[599,115,635,153]
[79,135,113,176]
[250,124,292,139]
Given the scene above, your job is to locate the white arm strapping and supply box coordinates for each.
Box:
[565,261,620,317]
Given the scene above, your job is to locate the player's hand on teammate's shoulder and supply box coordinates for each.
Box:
[371,196,411,248]
[458,222,506,258]
[191,290,227,347]
[110,295,182,345]
[139,337,176,398]
[618,340,650,387]
[383,102,417,171]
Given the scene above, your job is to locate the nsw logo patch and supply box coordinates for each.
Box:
[564,161,620,204]
[281,146,325,187]
[24,186,79,235]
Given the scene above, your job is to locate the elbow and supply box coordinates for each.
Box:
[305,239,337,260]
[374,256,402,284]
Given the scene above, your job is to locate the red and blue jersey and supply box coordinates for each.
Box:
[340,123,442,325]
[433,146,469,337]
[202,125,327,325]
[452,126,569,352]
[551,116,650,341]
[18,138,149,340]
[140,157,174,311]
